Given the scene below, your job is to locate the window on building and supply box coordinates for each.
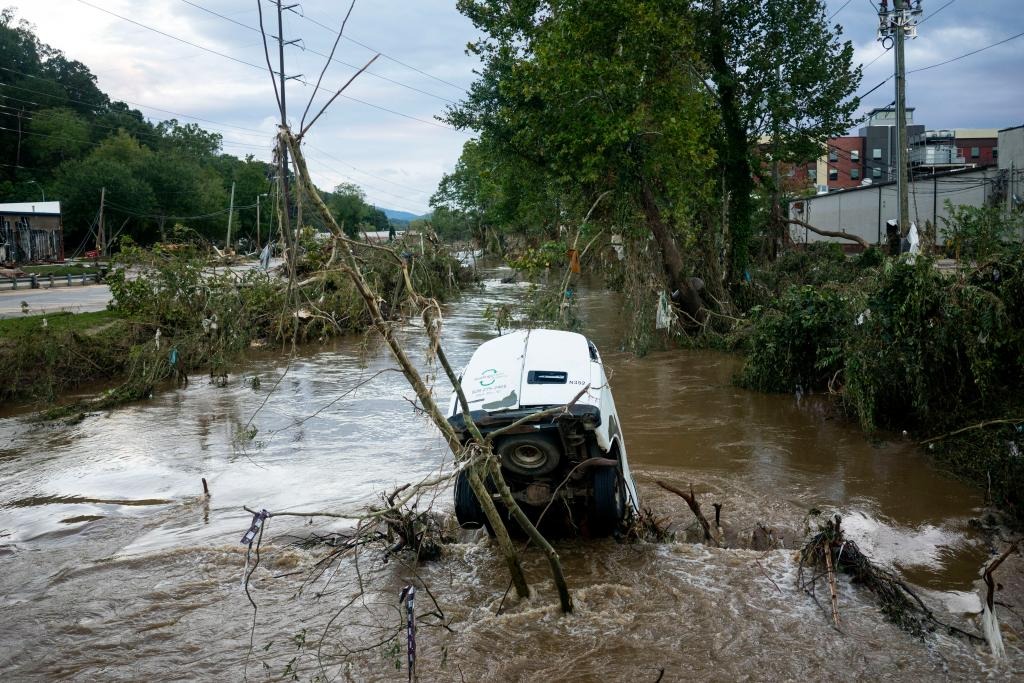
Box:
[872,148,882,160]
[872,167,882,179]
[850,167,860,180]
[850,150,860,161]
[828,149,839,162]
[808,169,817,181]
[994,148,999,159]
[828,168,838,181]
[971,146,980,159]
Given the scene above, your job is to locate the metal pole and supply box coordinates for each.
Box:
[97,186,105,258]
[226,181,236,252]
[256,195,261,250]
[894,0,909,236]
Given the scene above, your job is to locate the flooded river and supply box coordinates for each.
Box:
[0,262,1021,680]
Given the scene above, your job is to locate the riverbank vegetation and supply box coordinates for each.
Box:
[0,232,468,409]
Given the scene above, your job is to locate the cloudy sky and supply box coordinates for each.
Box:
[10,1,1024,214]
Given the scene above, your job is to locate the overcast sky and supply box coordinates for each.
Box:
[9,1,1024,214]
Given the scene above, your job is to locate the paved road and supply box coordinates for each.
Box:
[0,284,112,318]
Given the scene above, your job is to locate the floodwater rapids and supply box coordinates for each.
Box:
[0,259,1021,681]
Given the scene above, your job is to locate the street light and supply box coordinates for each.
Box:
[27,180,44,201]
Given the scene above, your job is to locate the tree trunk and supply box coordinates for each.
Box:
[640,181,706,323]
[708,0,754,282]
[784,217,871,250]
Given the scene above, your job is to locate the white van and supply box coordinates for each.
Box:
[447,329,640,536]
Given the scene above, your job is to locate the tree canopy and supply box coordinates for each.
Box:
[437,0,862,310]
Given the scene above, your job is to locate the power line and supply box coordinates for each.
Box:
[0,78,438,201]
[909,29,1024,73]
[74,0,455,131]
[283,2,468,93]
[0,65,273,138]
[854,28,1024,103]
[0,95,269,152]
[918,0,956,25]
[305,143,434,196]
[828,0,855,22]
[177,0,458,105]
[304,156,429,213]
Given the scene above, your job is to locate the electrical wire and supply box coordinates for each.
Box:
[73,0,456,131]
[909,29,1024,73]
[828,0,855,22]
[0,66,273,138]
[0,77,437,203]
[278,1,469,93]
[177,0,459,105]
[918,0,956,25]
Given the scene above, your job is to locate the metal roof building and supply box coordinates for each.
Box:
[0,201,65,264]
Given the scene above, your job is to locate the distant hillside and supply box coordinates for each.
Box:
[382,208,430,223]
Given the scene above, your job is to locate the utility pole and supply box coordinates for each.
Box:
[878,0,923,237]
[225,181,236,252]
[275,2,303,269]
[256,192,268,249]
[97,186,106,258]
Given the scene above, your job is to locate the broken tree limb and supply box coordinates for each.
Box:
[919,417,1024,445]
[982,541,1020,659]
[656,480,720,547]
[784,217,871,250]
[286,132,559,607]
[824,536,841,628]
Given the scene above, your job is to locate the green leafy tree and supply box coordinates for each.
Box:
[28,107,90,164]
[697,0,861,276]
[326,182,369,238]
[448,0,718,317]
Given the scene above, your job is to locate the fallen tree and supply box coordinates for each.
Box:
[784,217,871,250]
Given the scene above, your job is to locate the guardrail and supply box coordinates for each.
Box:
[2,273,102,290]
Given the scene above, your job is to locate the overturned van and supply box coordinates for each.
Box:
[448,329,640,536]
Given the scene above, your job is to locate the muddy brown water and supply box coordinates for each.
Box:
[1,260,1021,681]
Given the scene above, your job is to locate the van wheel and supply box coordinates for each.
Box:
[454,470,486,529]
[590,465,625,536]
[494,433,561,477]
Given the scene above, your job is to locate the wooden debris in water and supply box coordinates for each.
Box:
[798,513,984,642]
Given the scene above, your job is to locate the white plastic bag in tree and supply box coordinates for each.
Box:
[656,291,674,330]
[907,222,920,260]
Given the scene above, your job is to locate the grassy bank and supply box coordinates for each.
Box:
[0,310,134,404]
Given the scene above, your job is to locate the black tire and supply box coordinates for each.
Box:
[590,465,625,536]
[494,433,562,477]
[454,470,486,529]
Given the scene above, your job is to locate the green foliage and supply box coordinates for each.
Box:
[740,252,1024,432]
[941,201,1022,261]
[505,240,568,278]
[697,0,862,279]
[0,310,133,403]
[929,423,1024,525]
[844,258,1013,431]
[738,284,857,393]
